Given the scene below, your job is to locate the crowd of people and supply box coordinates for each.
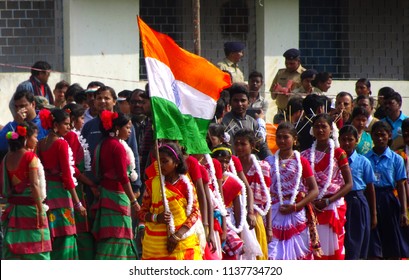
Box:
[0,52,408,261]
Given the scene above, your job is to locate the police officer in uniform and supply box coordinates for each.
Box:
[269,48,305,113]
[217,42,245,83]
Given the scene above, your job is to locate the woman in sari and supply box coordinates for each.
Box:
[92,110,140,259]
[1,122,52,259]
[38,109,87,260]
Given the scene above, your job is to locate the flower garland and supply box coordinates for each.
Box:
[274,150,302,205]
[78,134,91,172]
[204,154,227,217]
[119,139,138,182]
[310,139,335,200]
[223,171,247,234]
[36,157,49,211]
[62,137,78,187]
[161,174,195,239]
[250,154,271,215]
[229,158,237,175]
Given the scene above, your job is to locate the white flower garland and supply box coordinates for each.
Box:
[61,138,78,186]
[223,171,247,234]
[161,174,195,239]
[78,134,91,172]
[204,154,227,217]
[119,139,138,182]
[250,154,271,215]
[36,157,49,211]
[274,150,303,205]
[229,159,237,175]
[310,139,335,200]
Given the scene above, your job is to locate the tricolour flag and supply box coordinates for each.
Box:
[137,16,231,154]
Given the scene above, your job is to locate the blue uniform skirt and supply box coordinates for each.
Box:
[344,190,371,259]
[368,187,409,259]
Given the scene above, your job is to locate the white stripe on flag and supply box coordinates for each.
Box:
[146,57,217,120]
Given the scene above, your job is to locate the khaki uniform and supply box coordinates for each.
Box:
[217,58,244,83]
[269,65,305,111]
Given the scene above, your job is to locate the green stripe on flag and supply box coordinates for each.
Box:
[151,96,211,154]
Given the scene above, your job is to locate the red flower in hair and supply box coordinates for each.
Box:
[38,109,53,130]
[101,110,115,130]
[16,125,27,137]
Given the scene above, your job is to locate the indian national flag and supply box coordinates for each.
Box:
[137,16,231,154]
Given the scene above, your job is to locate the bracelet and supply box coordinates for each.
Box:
[131,199,138,206]
[137,224,145,231]
[325,198,330,206]
[74,201,82,209]
[151,213,158,223]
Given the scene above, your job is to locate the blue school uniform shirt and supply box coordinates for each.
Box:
[364,147,406,188]
[349,150,376,191]
[381,111,407,140]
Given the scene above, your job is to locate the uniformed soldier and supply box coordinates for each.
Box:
[217,42,245,83]
[269,48,305,113]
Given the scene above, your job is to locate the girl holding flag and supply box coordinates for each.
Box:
[138,142,202,260]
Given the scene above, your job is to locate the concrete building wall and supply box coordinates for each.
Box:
[63,0,142,91]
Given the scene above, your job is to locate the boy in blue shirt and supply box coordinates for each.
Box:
[365,121,409,259]
[339,125,376,259]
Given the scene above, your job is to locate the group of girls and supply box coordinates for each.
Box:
[1,104,408,260]
[1,103,140,260]
[205,113,408,260]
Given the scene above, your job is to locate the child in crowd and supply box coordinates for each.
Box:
[351,107,373,155]
[365,121,409,259]
[301,114,353,260]
[212,145,261,260]
[339,125,377,259]
[234,129,271,259]
[266,122,319,259]
[139,142,202,260]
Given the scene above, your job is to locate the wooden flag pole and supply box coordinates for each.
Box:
[154,140,170,236]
